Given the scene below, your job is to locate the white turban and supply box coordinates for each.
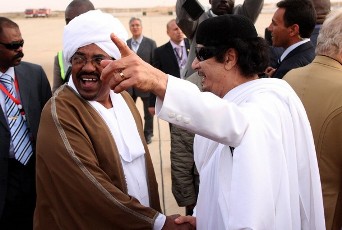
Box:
[63,9,128,63]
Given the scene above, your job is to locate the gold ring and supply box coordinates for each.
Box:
[119,71,125,79]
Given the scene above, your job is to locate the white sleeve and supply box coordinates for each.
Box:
[153,213,166,230]
[156,75,248,147]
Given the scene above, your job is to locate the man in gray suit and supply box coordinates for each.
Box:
[0,17,51,229]
[176,0,264,79]
[127,17,156,144]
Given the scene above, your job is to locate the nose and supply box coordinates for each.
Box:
[82,59,97,71]
[14,45,24,52]
[191,58,200,71]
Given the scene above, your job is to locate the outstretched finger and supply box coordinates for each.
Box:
[110,33,133,58]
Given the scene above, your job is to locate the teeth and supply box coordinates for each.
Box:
[82,78,97,82]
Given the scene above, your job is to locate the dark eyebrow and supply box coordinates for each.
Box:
[73,52,108,58]
[92,54,108,58]
[73,51,86,56]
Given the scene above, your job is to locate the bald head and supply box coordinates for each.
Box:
[65,0,95,24]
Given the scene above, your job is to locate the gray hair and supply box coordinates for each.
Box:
[129,17,142,25]
[316,8,342,58]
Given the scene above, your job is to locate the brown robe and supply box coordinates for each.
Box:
[34,85,161,229]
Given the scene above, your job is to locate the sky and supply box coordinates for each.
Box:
[0,0,245,13]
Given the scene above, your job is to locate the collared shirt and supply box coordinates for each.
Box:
[208,9,218,17]
[131,36,143,53]
[170,40,187,72]
[280,38,311,62]
[0,67,17,158]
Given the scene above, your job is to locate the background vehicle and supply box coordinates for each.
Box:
[25,9,38,18]
[37,8,51,17]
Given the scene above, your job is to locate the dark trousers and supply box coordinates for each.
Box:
[0,158,36,230]
[131,94,154,137]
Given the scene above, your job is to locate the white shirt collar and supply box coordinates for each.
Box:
[0,67,15,80]
[280,38,310,62]
[170,39,185,49]
[133,36,143,44]
[209,9,218,17]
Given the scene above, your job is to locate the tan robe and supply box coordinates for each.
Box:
[34,85,161,230]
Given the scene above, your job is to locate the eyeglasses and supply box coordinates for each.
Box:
[71,54,114,68]
[195,46,218,61]
[0,40,24,50]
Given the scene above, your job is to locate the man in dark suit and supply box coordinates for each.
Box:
[154,19,190,79]
[127,17,156,144]
[0,17,51,229]
[149,19,198,216]
[264,0,317,79]
[149,19,190,113]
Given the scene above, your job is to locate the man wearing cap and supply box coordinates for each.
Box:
[176,0,264,79]
[34,10,191,230]
[101,14,326,229]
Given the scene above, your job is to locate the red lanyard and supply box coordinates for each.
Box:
[0,77,26,119]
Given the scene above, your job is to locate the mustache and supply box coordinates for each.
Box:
[13,52,24,60]
[76,71,101,79]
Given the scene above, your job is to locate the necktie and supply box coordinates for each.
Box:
[0,74,33,165]
[174,46,183,60]
[174,46,185,68]
[132,40,139,53]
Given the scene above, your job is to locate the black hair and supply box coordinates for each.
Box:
[214,37,270,77]
[277,0,317,38]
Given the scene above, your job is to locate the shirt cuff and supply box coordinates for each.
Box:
[153,213,166,230]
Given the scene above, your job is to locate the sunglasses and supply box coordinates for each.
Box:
[195,46,218,61]
[0,40,24,50]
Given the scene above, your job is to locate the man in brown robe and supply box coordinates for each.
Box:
[34,10,191,230]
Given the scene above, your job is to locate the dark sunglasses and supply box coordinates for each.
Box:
[0,40,24,50]
[195,46,218,61]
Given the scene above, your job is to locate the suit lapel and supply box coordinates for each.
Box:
[166,42,179,67]
[283,42,313,62]
[127,38,132,49]
[0,106,9,131]
[185,38,190,56]
[136,37,146,56]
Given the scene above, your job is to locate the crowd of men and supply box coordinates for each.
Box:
[0,0,341,229]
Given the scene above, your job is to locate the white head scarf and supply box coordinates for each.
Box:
[63,9,128,63]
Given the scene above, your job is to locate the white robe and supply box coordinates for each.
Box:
[156,76,325,230]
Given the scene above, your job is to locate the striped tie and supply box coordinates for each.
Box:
[0,74,33,165]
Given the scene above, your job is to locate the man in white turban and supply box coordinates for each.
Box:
[34,10,191,229]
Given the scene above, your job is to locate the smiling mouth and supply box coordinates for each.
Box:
[79,76,100,89]
[81,77,98,82]
[198,71,205,77]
